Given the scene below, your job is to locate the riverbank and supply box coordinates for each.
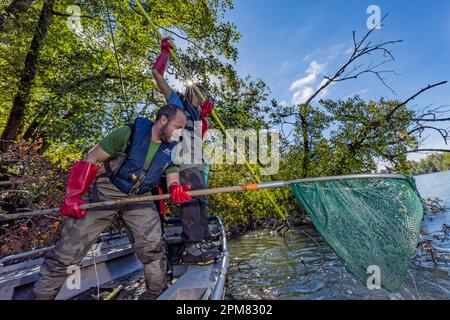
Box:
[224,214,312,240]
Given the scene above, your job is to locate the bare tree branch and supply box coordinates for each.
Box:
[413,117,450,122]
[408,125,449,145]
[304,14,402,106]
[389,81,448,117]
[405,149,450,153]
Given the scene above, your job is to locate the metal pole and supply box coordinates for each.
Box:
[135,0,287,220]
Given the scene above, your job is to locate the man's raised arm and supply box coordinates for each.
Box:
[151,37,173,100]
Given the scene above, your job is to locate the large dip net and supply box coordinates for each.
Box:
[291,175,424,292]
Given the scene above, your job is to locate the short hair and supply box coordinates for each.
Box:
[156,104,184,122]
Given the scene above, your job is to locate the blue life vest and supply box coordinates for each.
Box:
[110,117,177,195]
[167,91,200,133]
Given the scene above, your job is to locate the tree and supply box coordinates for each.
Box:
[0,0,241,155]
[271,15,449,177]
[0,0,55,152]
[408,153,450,175]
[0,0,36,32]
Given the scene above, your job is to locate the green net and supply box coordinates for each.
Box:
[291,175,424,292]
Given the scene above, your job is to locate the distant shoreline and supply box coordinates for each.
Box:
[413,169,450,177]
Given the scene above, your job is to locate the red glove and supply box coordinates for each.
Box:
[155,185,166,215]
[168,182,192,204]
[200,99,213,117]
[153,37,173,76]
[60,161,98,219]
[201,116,208,138]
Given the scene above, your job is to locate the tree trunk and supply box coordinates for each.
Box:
[299,104,310,177]
[22,109,48,141]
[0,0,55,152]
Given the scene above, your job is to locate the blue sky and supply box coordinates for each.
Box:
[224,0,450,161]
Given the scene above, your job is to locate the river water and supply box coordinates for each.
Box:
[227,171,450,300]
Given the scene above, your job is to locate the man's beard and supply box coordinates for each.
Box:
[160,123,172,143]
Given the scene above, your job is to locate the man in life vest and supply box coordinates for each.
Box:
[152,37,219,265]
[31,104,190,300]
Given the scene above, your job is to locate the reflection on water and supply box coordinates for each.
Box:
[227,171,450,300]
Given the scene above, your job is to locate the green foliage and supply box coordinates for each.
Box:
[320,96,416,174]
[271,95,421,179]
[0,0,241,157]
[207,164,301,227]
[408,153,450,175]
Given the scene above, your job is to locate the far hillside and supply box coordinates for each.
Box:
[408,153,450,175]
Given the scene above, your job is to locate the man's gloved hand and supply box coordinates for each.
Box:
[160,37,173,52]
[168,182,192,204]
[153,37,174,76]
[200,99,213,118]
[60,161,98,219]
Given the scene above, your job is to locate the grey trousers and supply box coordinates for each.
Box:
[179,165,208,243]
[31,176,166,300]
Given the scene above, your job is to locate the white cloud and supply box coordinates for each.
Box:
[292,87,315,105]
[287,42,352,105]
[289,73,316,92]
[289,60,326,92]
[302,49,320,62]
[302,42,349,62]
[289,61,328,104]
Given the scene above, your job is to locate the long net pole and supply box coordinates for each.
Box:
[0,174,408,222]
[135,0,286,220]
